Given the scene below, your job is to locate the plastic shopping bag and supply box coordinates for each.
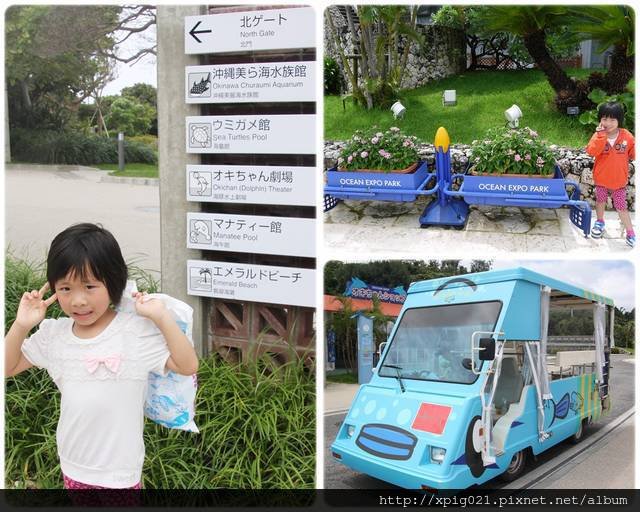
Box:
[119,281,199,433]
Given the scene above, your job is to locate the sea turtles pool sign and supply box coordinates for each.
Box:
[186,115,315,154]
[186,62,315,103]
[185,7,315,54]
[187,259,315,307]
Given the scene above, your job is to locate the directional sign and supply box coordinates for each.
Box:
[187,212,315,257]
[185,7,315,54]
[185,61,315,103]
[187,260,315,307]
[186,165,315,206]
[186,115,315,154]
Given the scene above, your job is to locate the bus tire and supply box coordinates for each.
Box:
[499,449,527,482]
[570,418,587,444]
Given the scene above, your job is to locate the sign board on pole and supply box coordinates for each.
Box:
[185,62,315,103]
[187,259,315,307]
[187,212,315,257]
[186,115,315,154]
[185,7,315,54]
[186,165,315,206]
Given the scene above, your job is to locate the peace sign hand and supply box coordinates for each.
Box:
[15,283,58,331]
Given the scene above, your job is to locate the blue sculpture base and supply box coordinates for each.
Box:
[419,198,469,228]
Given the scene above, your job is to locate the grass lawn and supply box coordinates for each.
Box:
[96,162,158,178]
[325,68,601,148]
[326,372,358,384]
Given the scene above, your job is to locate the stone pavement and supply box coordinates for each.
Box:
[324,198,634,256]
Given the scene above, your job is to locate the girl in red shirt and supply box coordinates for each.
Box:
[586,102,635,247]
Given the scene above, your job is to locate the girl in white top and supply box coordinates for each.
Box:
[5,223,199,489]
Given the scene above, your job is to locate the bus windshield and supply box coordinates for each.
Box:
[379,301,502,384]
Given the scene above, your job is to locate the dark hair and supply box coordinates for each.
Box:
[597,102,625,127]
[47,223,128,305]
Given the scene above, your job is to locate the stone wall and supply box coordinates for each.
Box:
[324,141,635,211]
[324,6,466,92]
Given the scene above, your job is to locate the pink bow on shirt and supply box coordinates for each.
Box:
[85,355,122,374]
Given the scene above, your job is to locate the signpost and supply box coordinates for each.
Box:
[185,62,315,103]
[186,114,315,154]
[186,212,315,257]
[187,259,315,307]
[185,7,315,54]
[186,165,315,206]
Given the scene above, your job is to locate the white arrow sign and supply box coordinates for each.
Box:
[185,7,315,54]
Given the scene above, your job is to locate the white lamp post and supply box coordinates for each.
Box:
[504,104,523,128]
[390,101,406,119]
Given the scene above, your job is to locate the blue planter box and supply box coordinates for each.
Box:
[460,166,571,207]
[325,161,429,202]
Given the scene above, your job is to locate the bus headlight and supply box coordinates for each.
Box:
[346,424,356,438]
[430,446,446,464]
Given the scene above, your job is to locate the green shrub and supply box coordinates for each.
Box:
[5,355,315,489]
[324,57,342,95]
[578,84,635,134]
[10,129,157,165]
[129,134,158,151]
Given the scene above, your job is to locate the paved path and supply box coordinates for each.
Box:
[5,165,161,274]
[325,198,633,256]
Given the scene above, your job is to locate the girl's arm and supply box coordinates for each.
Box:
[134,294,199,376]
[5,283,57,377]
[586,128,607,157]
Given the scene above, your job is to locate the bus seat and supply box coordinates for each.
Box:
[493,357,523,413]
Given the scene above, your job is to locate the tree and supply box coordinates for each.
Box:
[121,83,157,134]
[105,96,154,135]
[325,5,422,109]
[565,5,634,94]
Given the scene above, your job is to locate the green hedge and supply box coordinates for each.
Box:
[10,129,157,165]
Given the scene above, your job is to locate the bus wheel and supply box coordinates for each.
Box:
[500,449,527,482]
[571,419,587,444]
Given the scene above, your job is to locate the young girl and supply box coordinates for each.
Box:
[5,223,199,489]
[586,101,636,247]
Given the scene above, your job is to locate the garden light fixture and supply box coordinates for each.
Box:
[442,90,457,106]
[504,104,522,128]
[391,101,406,119]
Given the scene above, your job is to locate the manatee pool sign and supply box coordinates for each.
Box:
[187,212,315,257]
[185,7,315,54]
[185,62,315,103]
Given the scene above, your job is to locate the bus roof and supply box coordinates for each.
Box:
[408,267,614,306]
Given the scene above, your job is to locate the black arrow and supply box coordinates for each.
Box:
[189,21,212,43]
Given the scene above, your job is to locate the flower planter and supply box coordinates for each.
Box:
[326,161,429,202]
[459,166,572,207]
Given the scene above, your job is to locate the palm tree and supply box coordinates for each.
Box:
[565,5,634,94]
[476,6,592,110]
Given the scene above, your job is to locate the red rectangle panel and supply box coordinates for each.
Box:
[411,402,451,435]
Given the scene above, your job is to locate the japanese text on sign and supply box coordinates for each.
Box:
[187,260,315,307]
[186,165,315,206]
[187,213,315,257]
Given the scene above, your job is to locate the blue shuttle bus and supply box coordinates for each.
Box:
[331,268,613,489]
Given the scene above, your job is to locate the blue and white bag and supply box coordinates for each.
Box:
[119,281,199,433]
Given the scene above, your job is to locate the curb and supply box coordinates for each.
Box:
[100,175,159,186]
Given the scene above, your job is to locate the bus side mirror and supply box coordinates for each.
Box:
[478,338,495,361]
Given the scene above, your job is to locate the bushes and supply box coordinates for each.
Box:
[10,128,157,165]
[5,355,315,489]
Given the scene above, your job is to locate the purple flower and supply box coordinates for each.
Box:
[525,154,531,160]
[378,149,391,159]
[536,156,545,164]
[371,137,379,144]
[347,155,353,163]
[514,154,522,162]
[360,151,368,158]
[390,127,400,132]
[403,139,412,147]
[337,157,344,164]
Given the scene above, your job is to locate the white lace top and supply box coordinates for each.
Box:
[22,312,170,488]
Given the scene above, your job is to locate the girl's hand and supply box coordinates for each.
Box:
[133,292,168,324]
[596,122,605,132]
[15,283,57,331]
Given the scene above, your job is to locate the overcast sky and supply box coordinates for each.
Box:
[490,259,634,311]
